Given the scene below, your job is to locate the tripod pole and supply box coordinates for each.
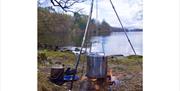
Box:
[109,0,137,55]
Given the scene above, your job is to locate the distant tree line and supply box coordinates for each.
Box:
[38,7,111,49]
[110,27,143,32]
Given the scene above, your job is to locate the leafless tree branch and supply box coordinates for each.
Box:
[50,0,87,12]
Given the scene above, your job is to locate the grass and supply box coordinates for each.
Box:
[38,71,68,91]
[38,49,87,70]
[38,50,143,91]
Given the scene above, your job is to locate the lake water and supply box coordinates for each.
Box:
[90,32,143,56]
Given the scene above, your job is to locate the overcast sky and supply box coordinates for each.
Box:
[39,0,143,29]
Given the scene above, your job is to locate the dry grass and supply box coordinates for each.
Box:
[38,50,143,91]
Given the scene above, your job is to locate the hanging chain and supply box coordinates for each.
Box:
[69,0,94,90]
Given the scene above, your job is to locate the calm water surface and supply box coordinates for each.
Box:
[90,32,142,56]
